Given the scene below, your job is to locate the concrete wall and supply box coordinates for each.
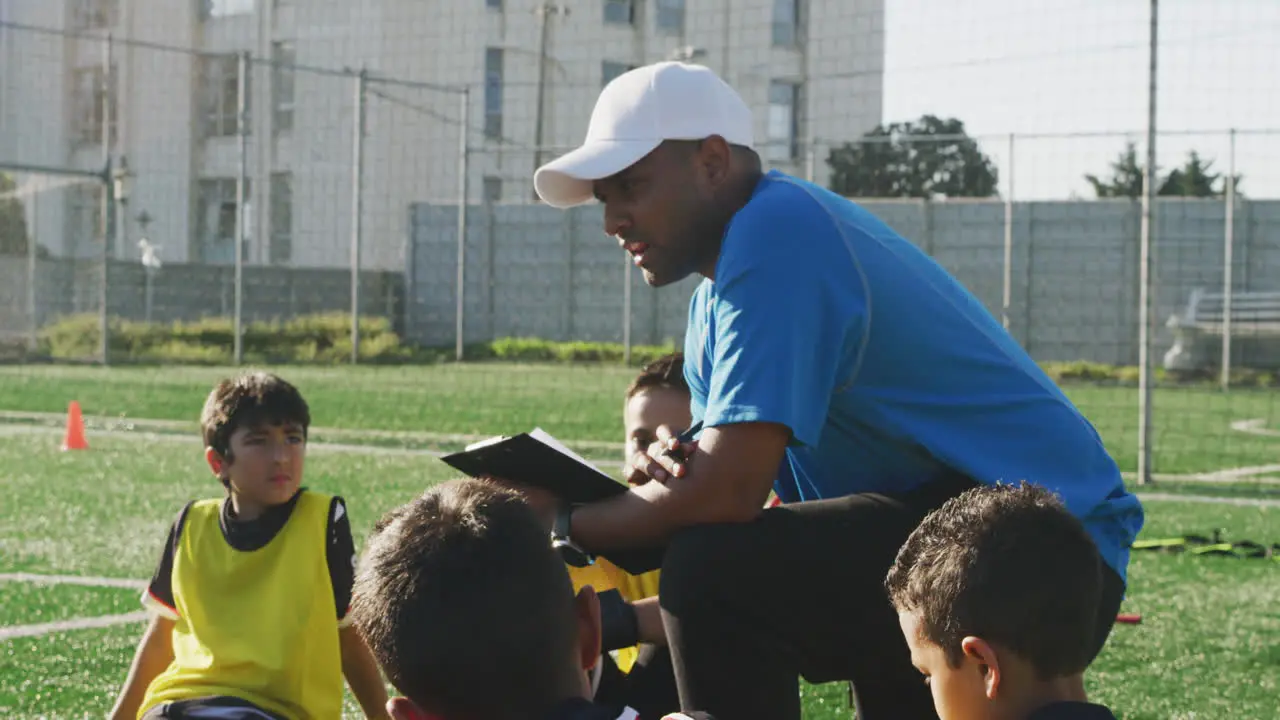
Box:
[407,197,1280,367]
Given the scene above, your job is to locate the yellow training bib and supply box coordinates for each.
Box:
[141,491,342,720]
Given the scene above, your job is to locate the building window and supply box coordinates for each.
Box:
[199,0,255,20]
[484,48,503,140]
[272,41,295,133]
[195,178,251,264]
[604,0,634,25]
[486,0,502,9]
[482,176,503,204]
[72,65,117,146]
[772,0,801,47]
[72,0,118,29]
[269,172,292,264]
[655,0,684,33]
[200,54,248,138]
[601,61,636,88]
[767,81,800,163]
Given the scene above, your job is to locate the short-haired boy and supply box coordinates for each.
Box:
[109,372,389,720]
[885,482,1119,720]
[352,478,706,720]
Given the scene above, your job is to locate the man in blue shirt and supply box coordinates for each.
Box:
[531,61,1143,720]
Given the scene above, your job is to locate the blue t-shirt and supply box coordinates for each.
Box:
[683,171,1144,582]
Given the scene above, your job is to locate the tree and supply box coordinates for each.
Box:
[1084,145,1243,199]
[1159,151,1242,198]
[0,173,30,257]
[1084,142,1145,199]
[826,115,999,199]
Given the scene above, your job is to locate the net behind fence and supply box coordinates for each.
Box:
[0,0,1277,482]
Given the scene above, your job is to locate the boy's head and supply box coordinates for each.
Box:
[200,372,310,509]
[624,352,692,464]
[884,482,1103,720]
[352,479,602,720]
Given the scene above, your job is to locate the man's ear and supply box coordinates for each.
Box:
[574,585,603,672]
[205,447,226,478]
[960,636,1002,700]
[387,697,441,720]
[694,135,733,188]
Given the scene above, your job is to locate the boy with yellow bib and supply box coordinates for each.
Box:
[108,372,389,720]
[572,354,690,720]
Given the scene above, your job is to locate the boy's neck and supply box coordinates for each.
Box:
[228,493,267,522]
[1015,674,1089,718]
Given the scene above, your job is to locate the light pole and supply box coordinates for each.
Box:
[100,153,132,364]
[532,2,569,199]
[135,210,159,323]
[669,45,707,62]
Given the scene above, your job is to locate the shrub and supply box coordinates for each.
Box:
[31,315,1279,386]
[39,313,409,365]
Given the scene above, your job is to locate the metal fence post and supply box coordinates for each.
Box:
[1136,0,1159,485]
[351,68,367,364]
[455,86,470,362]
[1220,128,1236,391]
[27,182,38,350]
[233,50,249,366]
[623,252,633,365]
[1002,132,1016,331]
[99,33,114,366]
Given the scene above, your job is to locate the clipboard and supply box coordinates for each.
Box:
[439,428,666,574]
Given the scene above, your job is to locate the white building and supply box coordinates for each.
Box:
[0,0,884,270]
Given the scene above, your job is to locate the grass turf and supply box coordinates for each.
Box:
[2,363,1279,717]
[2,363,1280,474]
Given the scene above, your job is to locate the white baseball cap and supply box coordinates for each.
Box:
[533,61,755,209]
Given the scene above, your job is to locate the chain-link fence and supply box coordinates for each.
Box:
[1,0,1278,482]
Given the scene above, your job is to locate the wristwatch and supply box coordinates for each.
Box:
[551,503,594,568]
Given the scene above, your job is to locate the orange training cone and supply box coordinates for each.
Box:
[61,401,88,451]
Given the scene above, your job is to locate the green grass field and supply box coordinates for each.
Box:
[2,363,1279,718]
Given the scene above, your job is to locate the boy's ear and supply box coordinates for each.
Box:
[205,447,226,478]
[387,697,442,720]
[960,635,1002,700]
[574,585,603,672]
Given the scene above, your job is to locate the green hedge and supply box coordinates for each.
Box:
[40,313,412,365]
[29,315,1280,385]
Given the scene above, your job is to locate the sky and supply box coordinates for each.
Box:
[878,0,1280,199]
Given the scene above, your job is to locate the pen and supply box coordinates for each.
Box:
[675,420,703,445]
[662,420,703,464]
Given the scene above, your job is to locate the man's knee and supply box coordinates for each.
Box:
[659,522,745,615]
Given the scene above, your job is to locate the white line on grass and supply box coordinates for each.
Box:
[1230,418,1280,438]
[0,572,146,589]
[0,409,627,454]
[1137,492,1280,508]
[0,611,148,642]
[0,423,627,467]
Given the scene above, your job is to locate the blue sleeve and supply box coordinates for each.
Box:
[701,193,865,448]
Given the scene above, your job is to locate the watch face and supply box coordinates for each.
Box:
[553,537,594,567]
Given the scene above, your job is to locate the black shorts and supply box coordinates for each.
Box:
[141,696,287,720]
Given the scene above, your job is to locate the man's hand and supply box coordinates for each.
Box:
[627,424,698,485]
[571,422,790,551]
[481,476,558,531]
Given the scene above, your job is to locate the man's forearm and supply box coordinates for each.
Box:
[571,423,786,551]
[570,479,688,551]
[570,474,751,551]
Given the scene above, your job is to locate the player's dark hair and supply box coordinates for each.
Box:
[200,372,311,474]
[626,351,688,400]
[885,481,1103,679]
[352,479,584,719]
